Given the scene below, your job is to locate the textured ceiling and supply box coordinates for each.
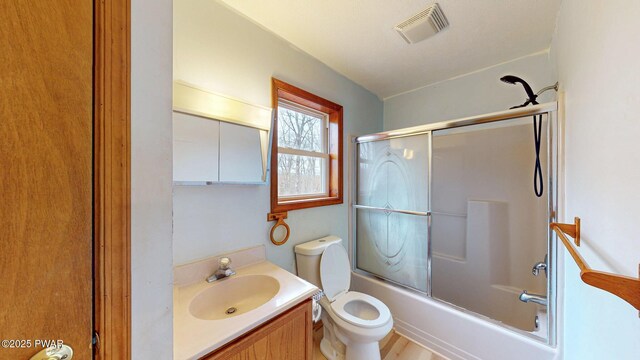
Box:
[219,0,562,99]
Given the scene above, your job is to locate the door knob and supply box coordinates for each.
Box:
[30,345,73,360]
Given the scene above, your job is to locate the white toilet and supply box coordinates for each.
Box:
[295,236,393,360]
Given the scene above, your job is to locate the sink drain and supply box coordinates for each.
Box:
[225,307,237,315]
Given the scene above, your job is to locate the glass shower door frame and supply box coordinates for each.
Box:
[352,131,431,293]
[351,102,558,345]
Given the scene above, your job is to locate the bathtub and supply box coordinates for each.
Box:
[351,272,560,360]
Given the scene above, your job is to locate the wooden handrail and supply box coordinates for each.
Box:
[551,217,640,310]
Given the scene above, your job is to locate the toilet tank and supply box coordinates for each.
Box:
[294,235,342,288]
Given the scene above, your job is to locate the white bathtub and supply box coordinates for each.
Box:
[351,272,560,360]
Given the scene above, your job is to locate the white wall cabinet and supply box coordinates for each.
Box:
[219,121,265,183]
[173,111,268,184]
[172,81,272,185]
[173,112,220,182]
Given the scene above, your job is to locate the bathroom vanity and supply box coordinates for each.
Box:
[202,299,312,359]
[173,246,317,359]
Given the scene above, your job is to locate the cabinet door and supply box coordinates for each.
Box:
[204,300,312,360]
[219,122,265,183]
[173,112,219,182]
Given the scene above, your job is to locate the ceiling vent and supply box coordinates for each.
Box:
[394,3,449,44]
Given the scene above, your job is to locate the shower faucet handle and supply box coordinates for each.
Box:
[531,254,548,277]
[532,261,547,276]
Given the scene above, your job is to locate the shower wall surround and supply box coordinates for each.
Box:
[431,119,548,332]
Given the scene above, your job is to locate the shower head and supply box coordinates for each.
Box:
[500,75,538,108]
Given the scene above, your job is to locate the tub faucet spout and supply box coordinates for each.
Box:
[519,290,547,307]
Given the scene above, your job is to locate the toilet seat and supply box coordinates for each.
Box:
[319,244,392,329]
[319,243,352,302]
[330,291,391,329]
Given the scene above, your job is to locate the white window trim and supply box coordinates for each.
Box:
[277,147,329,159]
[276,100,331,200]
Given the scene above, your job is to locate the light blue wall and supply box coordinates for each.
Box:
[383,52,554,130]
[132,0,173,358]
[173,0,383,271]
[551,1,640,359]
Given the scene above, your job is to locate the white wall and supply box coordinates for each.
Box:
[131,0,174,358]
[173,0,383,270]
[551,1,640,359]
[384,52,554,130]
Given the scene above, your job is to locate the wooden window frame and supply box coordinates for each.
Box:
[270,78,343,213]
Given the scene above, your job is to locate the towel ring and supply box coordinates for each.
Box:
[268,212,290,246]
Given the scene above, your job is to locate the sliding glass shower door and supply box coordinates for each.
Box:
[355,133,430,292]
[353,107,557,344]
[430,118,549,332]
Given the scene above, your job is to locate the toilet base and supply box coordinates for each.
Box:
[320,336,341,360]
[345,342,381,360]
[320,315,346,360]
[320,333,381,360]
[319,312,384,360]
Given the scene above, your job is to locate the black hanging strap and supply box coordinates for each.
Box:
[533,114,543,197]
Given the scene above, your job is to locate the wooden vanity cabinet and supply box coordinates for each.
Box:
[202,299,313,360]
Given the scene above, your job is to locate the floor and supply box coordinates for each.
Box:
[312,324,448,360]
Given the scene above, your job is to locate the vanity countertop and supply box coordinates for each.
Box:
[173,260,318,360]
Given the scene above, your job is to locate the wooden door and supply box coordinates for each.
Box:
[0,1,94,359]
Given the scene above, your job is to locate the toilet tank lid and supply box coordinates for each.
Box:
[294,236,342,256]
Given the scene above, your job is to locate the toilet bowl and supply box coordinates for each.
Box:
[319,293,393,360]
[295,237,393,360]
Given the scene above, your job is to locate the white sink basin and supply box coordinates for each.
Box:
[189,275,280,320]
[174,258,318,359]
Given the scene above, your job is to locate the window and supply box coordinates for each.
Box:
[270,78,343,212]
[277,102,328,198]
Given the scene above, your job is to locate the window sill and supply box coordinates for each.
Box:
[272,196,343,212]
